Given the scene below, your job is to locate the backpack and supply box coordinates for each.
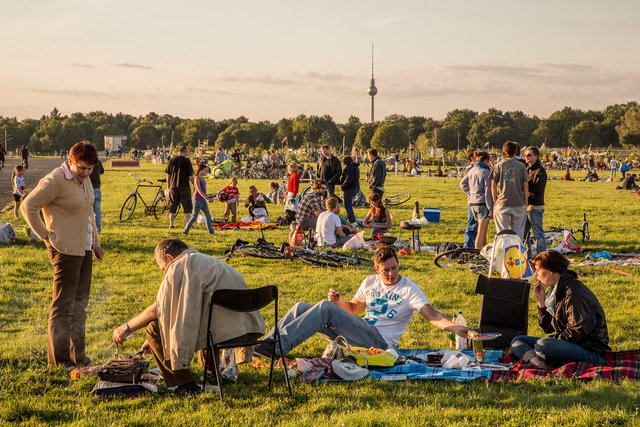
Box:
[435,242,459,258]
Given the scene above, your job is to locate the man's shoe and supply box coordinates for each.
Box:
[253,342,276,359]
[173,380,202,397]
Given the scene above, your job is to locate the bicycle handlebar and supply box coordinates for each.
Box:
[128,173,154,185]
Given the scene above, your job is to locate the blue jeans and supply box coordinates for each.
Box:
[342,188,358,223]
[525,208,547,259]
[511,335,605,366]
[263,301,388,356]
[93,188,102,233]
[464,204,478,248]
[327,182,336,197]
[182,200,215,234]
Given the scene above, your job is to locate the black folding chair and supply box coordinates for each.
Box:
[201,285,292,400]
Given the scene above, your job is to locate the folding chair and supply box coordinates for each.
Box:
[201,285,292,400]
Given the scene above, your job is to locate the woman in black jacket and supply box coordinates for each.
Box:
[511,250,610,369]
[340,156,360,225]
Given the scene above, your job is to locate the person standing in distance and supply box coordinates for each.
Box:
[489,141,529,239]
[165,146,194,229]
[21,141,104,368]
[366,148,386,201]
[20,145,30,169]
[524,146,547,258]
[317,144,342,197]
[89,158,104,233]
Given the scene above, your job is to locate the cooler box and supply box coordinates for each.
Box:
[423,207,441,223]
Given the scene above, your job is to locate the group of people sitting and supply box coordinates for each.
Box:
[111,241,609,396]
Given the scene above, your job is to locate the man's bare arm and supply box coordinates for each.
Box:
[328,289,365,315]
[113,302,158,344]
[418,304,470,337]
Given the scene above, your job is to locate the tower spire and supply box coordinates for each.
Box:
[367,42,377,123]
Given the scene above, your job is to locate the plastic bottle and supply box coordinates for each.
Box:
[450,313,458,349]
[412,201,420,221]
[455,311,467,350]
[472,323,484,362]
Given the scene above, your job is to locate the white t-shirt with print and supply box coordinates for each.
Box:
[315,210,341,246]
[354,275,429,348]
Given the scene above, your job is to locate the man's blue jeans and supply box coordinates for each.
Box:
[93,188,102,233]
[183,200,215,234]
[327,182,336,197]
[342,188,358,223]
[263,301,388,356]
[464,204,478,248]
[526,208,547,259]
[511,335,605,365]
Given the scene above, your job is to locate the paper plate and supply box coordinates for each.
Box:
[331,360,369,381]
[468,332,502,341]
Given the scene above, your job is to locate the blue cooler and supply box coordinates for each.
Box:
[423,207,441,223]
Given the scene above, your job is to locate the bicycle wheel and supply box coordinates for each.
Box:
[383,194,411,206]
[120,194,137,221]
[298,252,344,268]
[237,245,284,259]
[152,194,168,220]
[434,248,488,273]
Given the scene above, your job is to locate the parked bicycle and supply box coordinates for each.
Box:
[119,174,169,221]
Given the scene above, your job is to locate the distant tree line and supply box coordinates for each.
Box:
[1,102,639,154]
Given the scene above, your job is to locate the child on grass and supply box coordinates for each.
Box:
[183,164,215,235]
[12,165,26,218]
[220,177,239,223]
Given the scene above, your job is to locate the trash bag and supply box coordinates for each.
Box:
[342,231,366,250]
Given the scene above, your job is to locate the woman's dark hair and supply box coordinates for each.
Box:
[531,250,571,274]
[370,192,386,216]
[343,155,353,165]
[466,148,477,162]
[312,179,327,190]
[155,238,189,259]
[69,141,98,165]
[195,163,209,175]
[475,151,490,163]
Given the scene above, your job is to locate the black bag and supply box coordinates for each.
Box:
[475,274,530,349]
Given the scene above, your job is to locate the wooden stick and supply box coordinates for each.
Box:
[603,266,630,276]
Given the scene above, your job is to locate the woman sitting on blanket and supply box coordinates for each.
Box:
[511,250,610,369]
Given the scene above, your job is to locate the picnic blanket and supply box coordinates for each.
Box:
[490,350,640,382]
[212,221,278,230]
[298,349,505,383]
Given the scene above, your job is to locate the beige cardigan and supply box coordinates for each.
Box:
[21,167,101,256]
[156,249,265,370]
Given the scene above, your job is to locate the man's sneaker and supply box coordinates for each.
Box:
[253,342,276,359]
[173,380,202,397]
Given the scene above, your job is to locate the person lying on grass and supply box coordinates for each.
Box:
[511,250,610,370]
[254,246,471,358]
[112,238,265,397]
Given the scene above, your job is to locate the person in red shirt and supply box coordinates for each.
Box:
[219,177,240,223]
[286,162,300,211]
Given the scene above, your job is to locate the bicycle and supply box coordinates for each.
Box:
[119,174,168,221]
[382,194,411,207]
[433,247,490,275]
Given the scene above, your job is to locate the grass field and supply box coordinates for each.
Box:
[1,162,640,426]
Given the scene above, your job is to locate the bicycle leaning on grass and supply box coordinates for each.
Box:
[119,174,170,221]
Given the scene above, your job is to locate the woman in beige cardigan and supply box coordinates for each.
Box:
[21,141,104,368]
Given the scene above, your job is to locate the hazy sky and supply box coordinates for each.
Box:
[1,0,639,123]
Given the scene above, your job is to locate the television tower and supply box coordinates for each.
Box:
[367,42,377,122]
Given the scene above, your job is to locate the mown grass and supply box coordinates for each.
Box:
[1,162,639,426]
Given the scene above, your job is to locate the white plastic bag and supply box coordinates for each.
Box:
[0,222,16,243]
[219,349,238,382]
[342,231,366,250]
[196,214,207,224]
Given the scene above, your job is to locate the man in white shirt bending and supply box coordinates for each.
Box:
[254,247,470,357]
[315,196,355,248]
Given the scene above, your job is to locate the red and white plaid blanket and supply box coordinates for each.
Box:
[490,350,640,382]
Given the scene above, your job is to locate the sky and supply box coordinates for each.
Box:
[1,0,639,123]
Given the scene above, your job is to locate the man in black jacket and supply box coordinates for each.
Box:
[317,144,342,197]
[366,148,386,200]
[524,146,547,258]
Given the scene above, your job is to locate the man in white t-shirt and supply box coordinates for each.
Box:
[255,247,470,357]
[315,196,354,248]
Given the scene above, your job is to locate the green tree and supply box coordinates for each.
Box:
[467,108,511,147]
[370,122,410,153]
[130,124,159,148]
[616,106,640,147]
[354,122,379,151]
[568,120,603,148]
[443,109,477,145]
